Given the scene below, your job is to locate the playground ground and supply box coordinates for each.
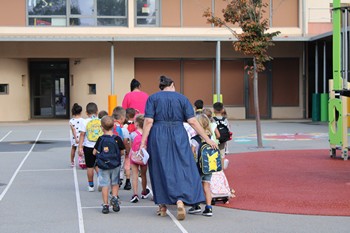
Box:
[0,119,350,233]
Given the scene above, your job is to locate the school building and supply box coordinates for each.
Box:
[0,0,346,121]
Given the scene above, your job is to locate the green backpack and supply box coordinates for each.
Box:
[86,118,103,142]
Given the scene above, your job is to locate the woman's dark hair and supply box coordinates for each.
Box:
[130,79,141,91]
[71,103,82,115]
[159,75,173,90]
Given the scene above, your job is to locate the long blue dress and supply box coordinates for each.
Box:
[145,91,205,205]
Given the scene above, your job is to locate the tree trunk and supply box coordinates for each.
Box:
[253,57,263,148]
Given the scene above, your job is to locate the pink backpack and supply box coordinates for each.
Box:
[130,130,146,165]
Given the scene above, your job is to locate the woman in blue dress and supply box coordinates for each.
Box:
[140,76,217,220]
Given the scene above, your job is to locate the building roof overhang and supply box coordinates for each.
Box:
[0,27,333,42]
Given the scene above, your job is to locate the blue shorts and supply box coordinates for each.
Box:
[201,173,212,183]
[98,166,121,186]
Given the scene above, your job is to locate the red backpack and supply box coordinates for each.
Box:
[127,121,136,133]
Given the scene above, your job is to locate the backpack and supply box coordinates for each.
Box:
[213,117,232,144]
[113,123,124,140]
[86,118,103,142]
[130,130,146,165]
[127,121,136,133]
[96,135,121,170]
[192,135,222,175]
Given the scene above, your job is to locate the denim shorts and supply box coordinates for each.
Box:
[201,173,212,183]
[98,166,121,186]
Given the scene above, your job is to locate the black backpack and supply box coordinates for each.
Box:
[213,117,232,144]
[96,135,121,170]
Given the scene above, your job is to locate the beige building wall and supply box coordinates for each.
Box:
[0,58,29,121]
[0,40,303,121]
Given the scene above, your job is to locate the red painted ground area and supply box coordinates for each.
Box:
[222,150,350,216]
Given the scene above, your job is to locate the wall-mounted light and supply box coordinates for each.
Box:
[71,75,74,86]
[21,75,26,86]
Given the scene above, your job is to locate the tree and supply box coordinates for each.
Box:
[204,0,280,148]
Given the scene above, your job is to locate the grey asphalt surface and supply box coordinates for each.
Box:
[0,119,349,233]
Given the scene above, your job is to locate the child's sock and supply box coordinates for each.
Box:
[89,181,94,187]
[205,205,212,209]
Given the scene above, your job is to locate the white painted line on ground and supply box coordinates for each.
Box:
[0,130,42,201]
[167,210,189,233]
[82,205,156,209]
[20,168,72,172]
[0,151,27,154]
[73,165,85,233]
[0,131,12,142]
[137,177,188,233]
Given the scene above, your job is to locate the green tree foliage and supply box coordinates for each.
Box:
[204,0,280,73]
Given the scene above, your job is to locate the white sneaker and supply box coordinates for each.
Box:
[88,186,94,192]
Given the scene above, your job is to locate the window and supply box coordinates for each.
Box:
[0,84,9,95]
[135,0,159,26]
[88,84,96,94]
[27,0,127,26]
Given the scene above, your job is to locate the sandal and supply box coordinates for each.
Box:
[157,204,167,217]
[176,200,186,220]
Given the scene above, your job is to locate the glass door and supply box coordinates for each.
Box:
[30,61,69,118]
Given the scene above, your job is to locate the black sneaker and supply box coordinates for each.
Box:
[188,204,201,214]
[141,188,151,199]
[102,204,109,214]
[110,196,120,212]
[130,194,139,203]
[202,206,213,217]
[124,179,131,190]
[119,179,123,187]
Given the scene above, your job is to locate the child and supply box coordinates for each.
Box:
[98,110,108,119]
[202,108,220,145]
[69,103,83,167]
[112,106,131,190]
[194,99,204,115]
[125,108,136,133]
[213,102,232,164]
[78,102,102,192]
[129,114,151,203]
[189,114,216,216]
[93,116,125,214]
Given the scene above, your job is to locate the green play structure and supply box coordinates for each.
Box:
[329,0,350,160]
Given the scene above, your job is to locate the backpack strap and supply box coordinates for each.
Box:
[191,135,201,145]
[96,135,105,154]
[134,130,141,136]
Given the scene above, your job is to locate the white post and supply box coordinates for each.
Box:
[216,41,221,102]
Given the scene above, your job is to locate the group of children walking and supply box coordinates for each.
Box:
[69,102,150,214]
[69,100,232,215]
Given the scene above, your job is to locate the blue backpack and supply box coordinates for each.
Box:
[192,135,222,175]
[96,135,121,170]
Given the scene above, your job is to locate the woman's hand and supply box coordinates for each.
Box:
[205,138,218,150]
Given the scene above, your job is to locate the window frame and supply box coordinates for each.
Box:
[0,84,9,95]
[26,0,128,27]
[135,0,160,27]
